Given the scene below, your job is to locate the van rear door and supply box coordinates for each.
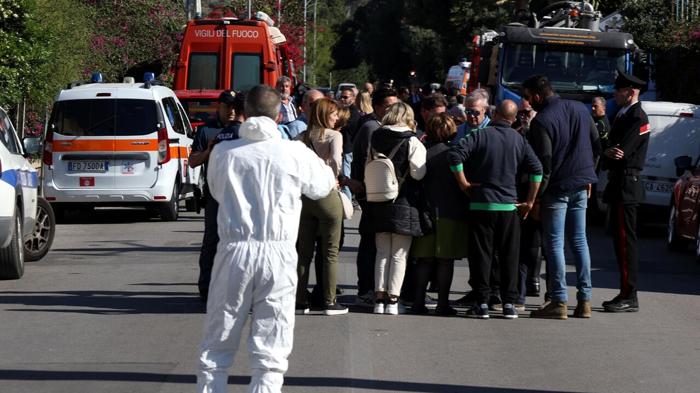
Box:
[111,98,161,190]
[51,99,118,190]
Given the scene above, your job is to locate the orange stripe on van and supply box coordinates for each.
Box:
[169,146,190,158]
[53,139,159,152]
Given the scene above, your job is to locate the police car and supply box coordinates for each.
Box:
[1,106,51,279]
[41,74,201,220]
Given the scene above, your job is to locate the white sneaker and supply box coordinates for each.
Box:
[373,301,385,314]
[385,301,399,315]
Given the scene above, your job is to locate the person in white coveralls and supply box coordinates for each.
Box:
[197,85,336,393]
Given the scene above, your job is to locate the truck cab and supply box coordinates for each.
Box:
[173,13,295,126]
[469,1,639,106]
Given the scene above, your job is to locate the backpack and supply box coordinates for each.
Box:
[364,138,409,202]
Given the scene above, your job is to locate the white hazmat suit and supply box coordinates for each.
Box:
[197,116,335,393]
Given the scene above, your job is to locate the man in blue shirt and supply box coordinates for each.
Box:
[525,75,599,320]
[189,90,244,303]
[453,91,491,140]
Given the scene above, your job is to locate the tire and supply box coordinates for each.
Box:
[159,181,180,222]
[667,205,687,251]
[24,197,56,262]
[0,206,25,280]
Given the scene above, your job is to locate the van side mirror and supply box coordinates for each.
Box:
[674,155,693,177]
[23,137,42,155]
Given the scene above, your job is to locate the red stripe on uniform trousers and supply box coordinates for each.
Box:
[618,204,629,297]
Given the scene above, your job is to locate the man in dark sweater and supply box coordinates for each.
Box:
[448,100,542,319]
[524,75,599,320]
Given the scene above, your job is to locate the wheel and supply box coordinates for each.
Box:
[159,182,180,221]
[24,197,56,262]
[0,206,25,279]
[667,205,687,251]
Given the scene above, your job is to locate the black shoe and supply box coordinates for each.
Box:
[526,281,540,297]
[296,303,310,315]
[435,305,458,317]
[602,294,623,308]
[604,297,639,313]
[502,303,518,319]
[323,302,349,316]
[451,291,477,307]
[466,304,490,319]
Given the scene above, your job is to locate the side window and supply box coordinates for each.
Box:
[162,98,186,135]
[0,110,20,154]
[177,102,193,136]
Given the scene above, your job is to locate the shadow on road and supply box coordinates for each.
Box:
[0,290,203,314]
[0,369,574,392]
[57,208,203,224]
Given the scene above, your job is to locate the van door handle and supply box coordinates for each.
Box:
[169,138,180,144]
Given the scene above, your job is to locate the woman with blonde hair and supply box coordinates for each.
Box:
[356,91,373,116]
[295,98,348,315]
[365,101,427,315]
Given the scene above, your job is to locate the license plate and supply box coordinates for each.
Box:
[68,161,108,172]
[642,180,674,193]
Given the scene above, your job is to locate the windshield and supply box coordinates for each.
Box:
[52,99,159,136]
[501,44,626,93]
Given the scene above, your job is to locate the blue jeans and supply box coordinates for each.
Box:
[342,152,353,200]
[541,188,592,302]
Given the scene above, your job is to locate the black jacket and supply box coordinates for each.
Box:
[422,141,470,221]
[602,102,650,203]
[364,126,424,236]
[341,106,361,154]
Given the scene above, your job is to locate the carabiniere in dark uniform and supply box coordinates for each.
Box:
[601,71,650,312]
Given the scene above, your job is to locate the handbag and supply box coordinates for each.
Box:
[338,190,354,220]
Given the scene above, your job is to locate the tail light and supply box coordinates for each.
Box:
[157,127,170,164]
[43,128,54,166]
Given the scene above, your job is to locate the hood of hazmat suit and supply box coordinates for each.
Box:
[198,115,335,393]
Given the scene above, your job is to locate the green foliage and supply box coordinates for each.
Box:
[84,0,185,83]
[30,0,92,101]
[330,61,370,87]
[0,0,48,106]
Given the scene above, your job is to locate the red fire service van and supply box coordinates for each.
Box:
[172,11,296,128]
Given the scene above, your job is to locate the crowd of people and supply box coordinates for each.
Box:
[191,72,651,392]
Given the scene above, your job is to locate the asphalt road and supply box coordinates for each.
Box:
[1,207,699,393]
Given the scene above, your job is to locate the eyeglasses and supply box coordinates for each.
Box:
[340,96,352,100]
[465,109,480,117]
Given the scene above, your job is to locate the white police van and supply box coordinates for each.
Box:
[42,74,201,221]
[1,106,43,279]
